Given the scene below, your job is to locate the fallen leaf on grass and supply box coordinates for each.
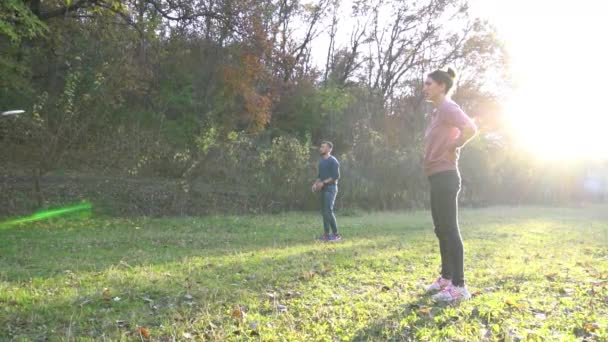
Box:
[138,326,150,339]
[545,273,558,281]
[277,304,288,313]
[584,323,600,332]
[470,290,483,297]
[418,306,431,314]
[231,307,246,319]
[182,332,194,339]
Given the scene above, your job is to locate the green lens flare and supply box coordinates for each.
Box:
[0,202,92,228]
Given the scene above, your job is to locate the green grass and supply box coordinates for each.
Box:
[1,206,607,341]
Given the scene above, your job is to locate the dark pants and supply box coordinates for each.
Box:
[321,186,338,234]
[429,170,465,287]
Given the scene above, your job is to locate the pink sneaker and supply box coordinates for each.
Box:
[432,284,471,302]
[424,277,451,293]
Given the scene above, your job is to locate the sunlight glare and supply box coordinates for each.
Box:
[472,0,608,160]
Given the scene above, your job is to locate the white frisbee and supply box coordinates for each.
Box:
[1,110,25,116]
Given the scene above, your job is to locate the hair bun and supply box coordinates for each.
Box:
[446,67,457,79]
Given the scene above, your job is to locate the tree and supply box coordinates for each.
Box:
[0,0,515,214]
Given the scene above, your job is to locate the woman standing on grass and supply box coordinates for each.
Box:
[422,68,478,302]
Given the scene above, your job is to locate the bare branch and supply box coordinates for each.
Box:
[284,0,329,81]
[94,0,145,37]
[145,0,223,21]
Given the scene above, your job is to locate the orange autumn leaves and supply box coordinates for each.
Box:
[138,326,151,339]
[231,306,246,319]
[221,52,272,133]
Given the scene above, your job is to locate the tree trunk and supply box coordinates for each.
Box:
[32,167,43,208]
[30,0,41,16]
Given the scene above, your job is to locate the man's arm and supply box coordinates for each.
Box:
[314,165,321,183]
[333,159,340,181]
[312,165,323,192]
[320,177,334,185]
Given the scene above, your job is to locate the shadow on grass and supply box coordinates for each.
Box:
[3,207,606,340]
[0,214,431,282]
[1,235,434,340]
[351,293,460,342]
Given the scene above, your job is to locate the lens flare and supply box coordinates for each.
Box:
[0,202,92,228]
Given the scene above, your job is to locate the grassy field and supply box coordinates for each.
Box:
[1,206,607,341]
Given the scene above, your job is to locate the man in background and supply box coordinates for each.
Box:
[312,141,341,241]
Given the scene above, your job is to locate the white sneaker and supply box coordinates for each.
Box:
[432,284,471,302]
[424,276,451,293]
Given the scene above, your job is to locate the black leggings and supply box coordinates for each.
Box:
[429,170,465,287]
